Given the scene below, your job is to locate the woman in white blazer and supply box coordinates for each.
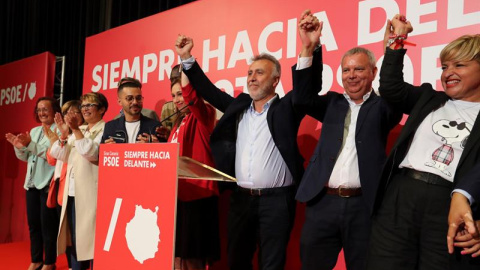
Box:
[50,92,108,270]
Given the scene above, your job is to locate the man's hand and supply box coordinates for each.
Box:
[136,133,156,143]
[448,192,479,254]
[298,9,322,57]
[453,220,480,257]
[175,34,194,60]
[104,137,116,144]
[156,126,170,142]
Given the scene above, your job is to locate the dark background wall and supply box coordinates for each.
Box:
[0,0,195,103]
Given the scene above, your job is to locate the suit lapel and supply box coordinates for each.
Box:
[355,92,379,135]
[457,110,480,168]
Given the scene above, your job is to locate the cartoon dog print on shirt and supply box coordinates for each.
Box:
[425,119,472,177]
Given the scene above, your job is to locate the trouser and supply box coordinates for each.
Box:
[26,187,59,264]
[227,186,296,270]
[67,196,93,270]
[300,191,370,270]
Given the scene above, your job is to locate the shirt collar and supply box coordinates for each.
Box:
[249,95,278,114]
[343,90,372,106]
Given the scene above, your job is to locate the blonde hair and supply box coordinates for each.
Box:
[440,34,480,64]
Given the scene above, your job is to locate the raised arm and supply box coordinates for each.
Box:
[292,10,330,121]
[379,15,426,115]
[175,34,234,112]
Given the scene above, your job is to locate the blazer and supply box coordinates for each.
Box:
[14,124,57,190]
[183,61,307,185]
[50,120,105,260]
[293,48,402,215]
[170,83,218,201]
[101,114,161,143]
[375,48,480,217]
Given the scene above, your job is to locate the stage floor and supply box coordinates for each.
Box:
[0,241,69,269]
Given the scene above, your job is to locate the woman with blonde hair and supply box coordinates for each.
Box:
[367,15,480,269]
[50,92,108,270]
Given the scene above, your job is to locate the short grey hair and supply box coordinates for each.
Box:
[251,53,281,78]
[341,47,376,70]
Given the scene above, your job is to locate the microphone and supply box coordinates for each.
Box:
[160,100,194,124]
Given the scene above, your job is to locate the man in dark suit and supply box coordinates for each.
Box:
[102,77,161,144]
[292,11,402,270]
[174,31,308,269]
[367,15,480,269]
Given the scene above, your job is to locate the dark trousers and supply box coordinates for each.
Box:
[26,187,59,265]
[67,196,93,270]
[300,191,370,270]
[227,186,296,270]
[367,173,451,270]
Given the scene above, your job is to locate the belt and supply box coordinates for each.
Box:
[400,168,452,188]
[237,185,295,196]
[325,186,362,197]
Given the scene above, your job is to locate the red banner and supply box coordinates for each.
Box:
[82,1,479,269]
[0,52,56,243]
[95,143,178,269]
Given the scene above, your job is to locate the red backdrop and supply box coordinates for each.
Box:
[0,52,56,243]
[82,1,479,267]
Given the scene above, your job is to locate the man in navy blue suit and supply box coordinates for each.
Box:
[292,11,402,270]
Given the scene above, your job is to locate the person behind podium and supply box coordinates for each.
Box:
[162,69,220,270]
[50,92,108,270]
[102,77,161,144]
[175,29,308,269]
[5,97,61,270]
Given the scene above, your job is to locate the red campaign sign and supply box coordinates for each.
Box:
[95,143,178,269]
[83,0,480,123]
[0,52,56,243]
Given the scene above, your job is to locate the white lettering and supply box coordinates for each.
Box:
[142,53,158,83]
[447,0,480,29]
[258,22,283,60]
[358,0,399,45]
[109,61,120,89]
[228,31,254,69]
[407,0,437,37]
[203,35,226,72]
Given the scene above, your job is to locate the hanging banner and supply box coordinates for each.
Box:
[95,143,178,269]
[0,52,56,243]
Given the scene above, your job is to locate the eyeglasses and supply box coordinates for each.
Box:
[125,95,144,103]
[80,103,99,110]
[64,111,82,116]
[36,108,50,113]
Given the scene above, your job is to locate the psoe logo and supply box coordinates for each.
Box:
[0,81,37,106]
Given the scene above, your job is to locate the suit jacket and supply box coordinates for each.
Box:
[375,48,480,217]
[101,114,161,143]
[113,108,159,121]
[14,124,57,190]
[183,61,306,184]
[293,48,402,215]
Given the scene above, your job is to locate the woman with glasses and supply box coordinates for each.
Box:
[45,100,84,270]
[5,97,61,270]
[163,70,220,270]
[50,93,108,270]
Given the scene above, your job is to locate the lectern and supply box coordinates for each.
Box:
[94,143,234,269]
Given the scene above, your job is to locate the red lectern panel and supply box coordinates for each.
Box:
[95,143,178,269]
